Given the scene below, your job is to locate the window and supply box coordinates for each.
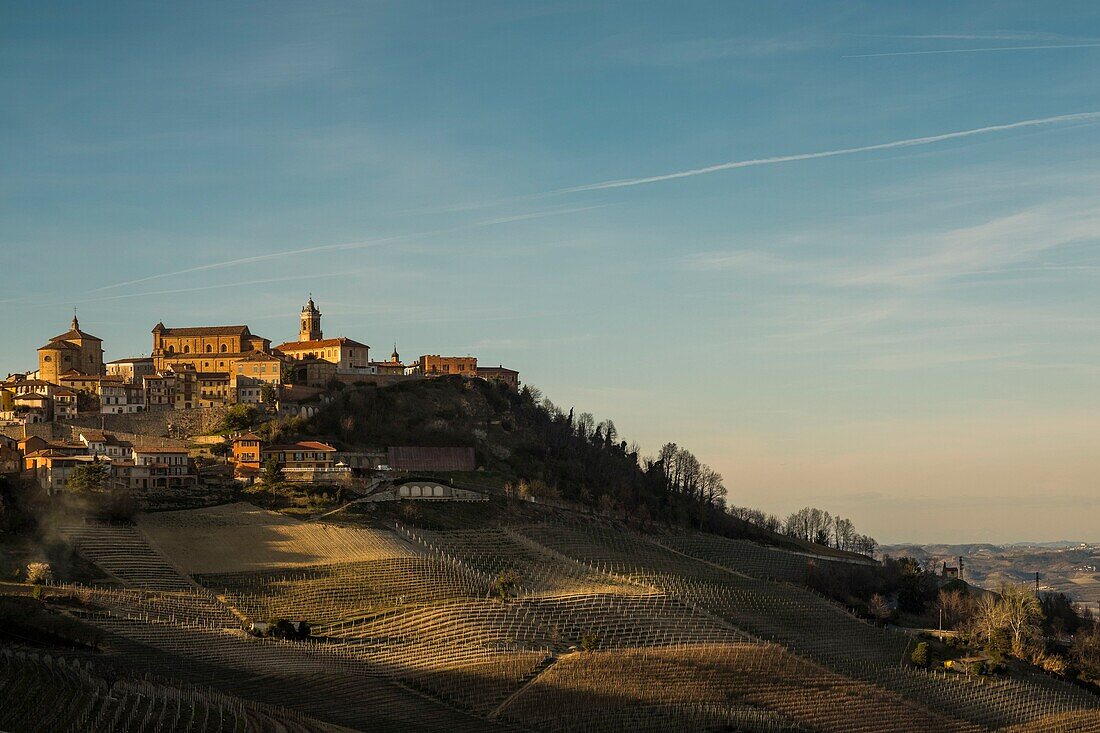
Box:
[205,344,213,353]
[183,345,190,354]
[166,345,175,354]
[220,344,228,353]
[43,355,52,362]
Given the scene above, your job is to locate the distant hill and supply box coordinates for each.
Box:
[882,542,1100,605]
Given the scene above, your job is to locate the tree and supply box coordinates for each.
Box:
[869,593,893,625]
[67,458,109,494]
[260,457,284,489]
[935,588,974,630]
[26,562,53,584]
[968,583,1044,660]
[910,641,930,667]
[494,569,522,603]
[260,382,279,405]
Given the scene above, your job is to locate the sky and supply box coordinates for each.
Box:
[3,1,1100,544]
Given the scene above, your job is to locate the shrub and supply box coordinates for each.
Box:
[580,631,600,652]
[911,642,930,667]
[32,585,44,601]
[26,562,53,585]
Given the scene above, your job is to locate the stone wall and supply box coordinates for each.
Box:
[64,406,232,439]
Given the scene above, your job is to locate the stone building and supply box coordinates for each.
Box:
[151,323,271,373]
[411,355,478,377]
[275,297,371,376]
[37,315,105,384]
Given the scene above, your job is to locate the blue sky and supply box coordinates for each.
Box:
[4,2,1100,543]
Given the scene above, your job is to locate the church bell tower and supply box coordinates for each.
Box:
[299,295,322,342]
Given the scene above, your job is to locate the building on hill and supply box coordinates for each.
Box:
[151,323,272,373]
[106,356,155,384]
[100,381,146,414]
[275,297,371,376]
[287,357,337,388]
[37,314,105,384]
[230,350,283,404]
[143,372,175,408]
[408,355,478,378]
[476,365,520,389]
[53,388,78,420]
[369,345,406,375]
[232,433,262,470]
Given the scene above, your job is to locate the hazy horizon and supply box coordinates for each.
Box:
[4,2,1100,544]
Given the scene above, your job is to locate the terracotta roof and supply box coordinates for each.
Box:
[15,393,49,402]
[235,432,262,442]
[263,441,336,453]
[133,447,188,454]
[235,350,281,362]
[52,388,77,397]
[276,337,369,351]
[156,325,252,337]
[50,328,102,343]
[38,341,80,351]
[107,356,153,364]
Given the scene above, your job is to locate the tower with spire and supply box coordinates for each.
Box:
[299,295,323,342]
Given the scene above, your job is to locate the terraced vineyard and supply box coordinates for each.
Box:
[7,502,1100,732]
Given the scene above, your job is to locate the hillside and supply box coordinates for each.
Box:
[300,377,870,560]
[2,498,1098,732]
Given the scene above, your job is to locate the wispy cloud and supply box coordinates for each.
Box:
[843,43,1100,59]
[554,112,1100,193]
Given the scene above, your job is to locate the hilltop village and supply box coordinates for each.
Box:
[0,297,517,493]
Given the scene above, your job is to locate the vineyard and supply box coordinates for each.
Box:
[6,501,1100,732]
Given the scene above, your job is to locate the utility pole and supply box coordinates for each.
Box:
[1035,571,1041,597]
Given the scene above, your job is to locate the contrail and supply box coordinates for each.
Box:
[557,112,1100,193]
[90,204,607,293]
[844,43,1100,58]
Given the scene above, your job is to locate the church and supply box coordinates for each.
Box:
[274,296,372,375]
[37,314,105,384]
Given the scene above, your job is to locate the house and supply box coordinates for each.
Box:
[106,356,155,385]
[231,350,283,404]
[52,388,79,420]
[99,382,146,414]
[232,433,263,470]
[261,441,337,470]
[23,452,107,495]
[125,446,196,490]
[476,365,520,389]
[143,372,176,408]
[79,431,134,459]
[409,355,478,378]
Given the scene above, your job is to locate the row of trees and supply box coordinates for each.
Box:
[729,505,877,556]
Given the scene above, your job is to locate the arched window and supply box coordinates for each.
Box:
[205,344,213,353]
[220,344,228,353]
[166,345,175,354]
[183,345,190,354]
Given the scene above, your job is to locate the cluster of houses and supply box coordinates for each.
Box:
[1,297,519,426]
[1,431,197,495]
[0,426,481,497]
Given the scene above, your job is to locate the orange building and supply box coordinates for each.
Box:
[151,323,271,372]
[414,355,478,377]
